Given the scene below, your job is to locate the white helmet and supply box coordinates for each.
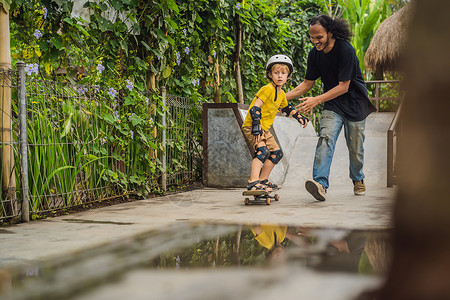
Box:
[265,54,293,76]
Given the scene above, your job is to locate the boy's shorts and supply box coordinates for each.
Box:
[242,126,279,151]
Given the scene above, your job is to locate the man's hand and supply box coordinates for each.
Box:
[295,96,321,114]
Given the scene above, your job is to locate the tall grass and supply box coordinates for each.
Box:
[22,79,164,214]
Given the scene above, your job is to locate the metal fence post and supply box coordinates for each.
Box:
[17,61,29,222]
[161,86,167,191]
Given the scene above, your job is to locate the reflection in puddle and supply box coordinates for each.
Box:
[148,225,391,275]
[1,223,392,300]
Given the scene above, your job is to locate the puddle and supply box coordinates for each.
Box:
[0,222,392,300]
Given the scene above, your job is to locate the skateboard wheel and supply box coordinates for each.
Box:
[244,198,250,205]
[266,198,271,205]
[274,194,279,201]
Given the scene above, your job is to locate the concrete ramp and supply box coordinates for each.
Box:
[202,103,316,188]
[202,103,394,190]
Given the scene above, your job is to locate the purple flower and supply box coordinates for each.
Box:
[213,51,216,58]
[96,63,105,73]
[25,63,39,75]
[78,86,88,95]
[176,52,181,65]
[130,130,134,139]
[25,64,34,75]
[126,79,134,91]
[145,97,149,105]
[108,87,117,98]
[192,79,200,86]
[183,28,187,36]
[34,29,43,39]
[113,111,119,119]
[236,3,241,10]
[43,7,48,19]
[184,46,190,55]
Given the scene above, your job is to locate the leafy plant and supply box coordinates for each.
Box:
[339,0,391,77]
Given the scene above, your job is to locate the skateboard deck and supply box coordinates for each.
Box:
[242,190,279,205]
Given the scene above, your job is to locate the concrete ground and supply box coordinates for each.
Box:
[0,113,396,300]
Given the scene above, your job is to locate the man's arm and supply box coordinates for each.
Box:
[286,79,315,100]
[295,80,350,113]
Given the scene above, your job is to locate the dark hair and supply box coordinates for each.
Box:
[309,15,353,41]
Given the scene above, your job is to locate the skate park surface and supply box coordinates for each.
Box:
[0,112,395,300]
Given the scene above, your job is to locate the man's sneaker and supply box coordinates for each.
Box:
[305,179,326,201]
[353,180,366,196]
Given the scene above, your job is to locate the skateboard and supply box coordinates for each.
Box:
[242,190,279,205]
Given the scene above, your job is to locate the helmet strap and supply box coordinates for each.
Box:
[270,79,282,89]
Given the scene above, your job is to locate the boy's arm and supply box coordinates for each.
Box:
[286,79,315,101]
[253,98,264,108]
[249,98,264,144]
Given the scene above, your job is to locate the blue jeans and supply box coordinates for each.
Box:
[313,110,366,190]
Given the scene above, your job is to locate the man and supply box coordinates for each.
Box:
[286,15,376,201]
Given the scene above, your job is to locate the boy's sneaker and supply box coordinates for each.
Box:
[305,179,326,201]
[353,180,366,195]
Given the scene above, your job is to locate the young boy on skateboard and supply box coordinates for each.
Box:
[241,54,309,192]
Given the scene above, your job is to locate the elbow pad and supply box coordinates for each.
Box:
[249,106,263,136]
[281,103,295,117]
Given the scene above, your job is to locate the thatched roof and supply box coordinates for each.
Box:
[364,2,413,75]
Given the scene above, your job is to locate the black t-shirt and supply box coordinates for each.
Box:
[305,39,376,121]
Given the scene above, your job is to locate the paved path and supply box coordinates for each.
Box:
[0,113,395,300]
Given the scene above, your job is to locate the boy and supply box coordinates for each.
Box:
[241,54,308,191]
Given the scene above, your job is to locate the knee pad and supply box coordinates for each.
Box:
[268,149,283,164]
[254,146,270,163]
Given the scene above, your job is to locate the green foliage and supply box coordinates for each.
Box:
[8,0,322,105]
[10,77,164,211]
[340,0,391,77]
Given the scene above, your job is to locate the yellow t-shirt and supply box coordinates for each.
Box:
[242,83,288,131]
